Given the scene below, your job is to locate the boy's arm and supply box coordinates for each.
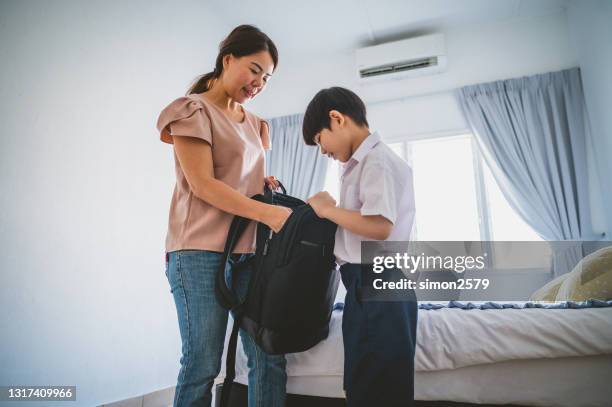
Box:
[325,206,393,240]
[308,192,393,240]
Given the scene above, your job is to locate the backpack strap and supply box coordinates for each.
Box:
[219,317,241,407]
[214,193,272,310]
[215,188,276,407]
[214,214,251,311]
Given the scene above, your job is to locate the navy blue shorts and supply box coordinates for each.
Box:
[340,263,418,407]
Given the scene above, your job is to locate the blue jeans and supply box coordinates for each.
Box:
[165,250,287,407]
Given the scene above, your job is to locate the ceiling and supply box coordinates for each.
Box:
[210,0,570,56]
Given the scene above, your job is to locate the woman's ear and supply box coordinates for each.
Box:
[222,54,233,70]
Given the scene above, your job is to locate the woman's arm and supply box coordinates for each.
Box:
[173,136,290,232]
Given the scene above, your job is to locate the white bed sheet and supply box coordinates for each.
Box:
[218,304,612,405]
[221,305,612,378]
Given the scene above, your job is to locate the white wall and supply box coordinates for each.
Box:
[250,11,578,119]
[367,10,578,140]
[0,2,603,406]
[0,1,230,405]
[567,0,612,238]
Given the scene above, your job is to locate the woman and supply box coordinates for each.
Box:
[156,25,291,407]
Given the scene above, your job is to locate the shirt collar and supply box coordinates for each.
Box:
[342,131,381,175]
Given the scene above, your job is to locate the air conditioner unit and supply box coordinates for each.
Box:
[355,33,447,82]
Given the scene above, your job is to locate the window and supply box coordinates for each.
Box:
[481,162,542,241]
[403,135,481,241]
[323,159,341,202]
[480,161,550,270]
[323,133,547,245]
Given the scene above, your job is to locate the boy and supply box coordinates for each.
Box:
[303,87,418,407]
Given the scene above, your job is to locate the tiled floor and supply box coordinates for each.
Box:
[100,386,174,407]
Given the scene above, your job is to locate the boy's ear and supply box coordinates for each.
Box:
[329,110,345,127]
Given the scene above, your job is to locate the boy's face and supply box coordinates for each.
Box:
[314,111,353,163]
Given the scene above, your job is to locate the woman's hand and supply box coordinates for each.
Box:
[264,175,281,191]
[263,205,292,233]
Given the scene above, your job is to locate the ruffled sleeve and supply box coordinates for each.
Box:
[156,96,212,145]
[259,119,271,150]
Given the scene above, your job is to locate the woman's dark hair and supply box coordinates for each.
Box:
[302,87,369,145]
[187,24,278,95]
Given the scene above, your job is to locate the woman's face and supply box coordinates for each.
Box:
[222,50,275,104]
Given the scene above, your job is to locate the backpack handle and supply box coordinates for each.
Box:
[266,179,287,195]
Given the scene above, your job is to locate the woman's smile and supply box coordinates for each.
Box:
[242,87,256,98]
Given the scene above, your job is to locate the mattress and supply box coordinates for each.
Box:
[221,355,609,406]
[218,302,612,406]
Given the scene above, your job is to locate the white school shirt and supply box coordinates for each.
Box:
[333,131,416,265]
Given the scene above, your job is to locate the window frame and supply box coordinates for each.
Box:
[382,132,536,244]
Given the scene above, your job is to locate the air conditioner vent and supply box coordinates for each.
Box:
[355,33,447,82]
[359,57,439,78]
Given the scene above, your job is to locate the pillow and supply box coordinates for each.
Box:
[529,273,570,302]
[556,246,612,301]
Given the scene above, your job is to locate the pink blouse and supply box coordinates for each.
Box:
[157,93,271,253]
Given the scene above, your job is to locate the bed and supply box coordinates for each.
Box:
[215,299,612,407]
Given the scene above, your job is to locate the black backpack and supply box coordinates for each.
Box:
[215,182,339,406]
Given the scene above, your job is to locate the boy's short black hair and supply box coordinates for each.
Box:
[302,87,369,146]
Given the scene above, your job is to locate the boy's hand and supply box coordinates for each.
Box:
[307,191,336,219]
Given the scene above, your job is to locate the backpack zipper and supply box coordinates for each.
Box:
[262,229,274,256]
[280,207,310,265]
[300,240,326,257]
